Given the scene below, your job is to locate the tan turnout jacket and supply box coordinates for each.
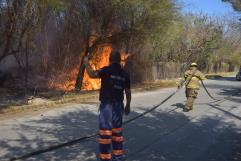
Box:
[184,68,205,89]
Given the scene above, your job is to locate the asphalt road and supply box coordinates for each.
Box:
[0,76,241,161]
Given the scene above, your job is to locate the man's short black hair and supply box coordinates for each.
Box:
[109,51,121,63]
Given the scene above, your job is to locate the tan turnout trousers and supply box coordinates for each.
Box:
[185,88,198,110]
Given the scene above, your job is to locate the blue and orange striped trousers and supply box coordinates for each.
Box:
[98,102,124,161]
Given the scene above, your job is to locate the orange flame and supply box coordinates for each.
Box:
[82,45,112,90]
[48,67,79,91]
[48,45,129,91]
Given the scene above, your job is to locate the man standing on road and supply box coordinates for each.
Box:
[83,51,131,161]
[179,62,205,112]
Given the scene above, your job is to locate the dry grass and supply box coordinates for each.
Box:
[0,72,234,115]
[205,72,236,79]
[0,80,176,114]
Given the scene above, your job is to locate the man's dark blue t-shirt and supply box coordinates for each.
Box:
[98,63,130,102]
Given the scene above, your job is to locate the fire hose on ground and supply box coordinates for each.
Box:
[9,79,227,161]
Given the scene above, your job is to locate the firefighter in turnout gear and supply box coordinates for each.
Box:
[179,62,205,112]
[84,51,131,161]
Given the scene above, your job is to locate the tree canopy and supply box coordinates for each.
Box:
[0,0,240,91]
[222,0,241,11]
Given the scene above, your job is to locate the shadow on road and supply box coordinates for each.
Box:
[208,104,241,121]
[171,103,186,110]
[219,88,241,97]
[0,104,240,161]
[219,88,241,103]
[217,88,241,104]
[201,76,241,104]
[0,109,99,161]
[125,109,241,161]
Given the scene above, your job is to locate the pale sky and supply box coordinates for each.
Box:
[178,0,240,17]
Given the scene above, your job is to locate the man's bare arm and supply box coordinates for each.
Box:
[83,57,100,78]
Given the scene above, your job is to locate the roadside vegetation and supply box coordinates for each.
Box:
[0,0,240,110]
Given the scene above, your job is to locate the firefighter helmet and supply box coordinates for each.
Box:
[190,62,198,67]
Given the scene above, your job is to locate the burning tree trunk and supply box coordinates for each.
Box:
[25,36,29,95]
[75,35,111,90]
[75,50,88,90]
[75,22,91,90]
